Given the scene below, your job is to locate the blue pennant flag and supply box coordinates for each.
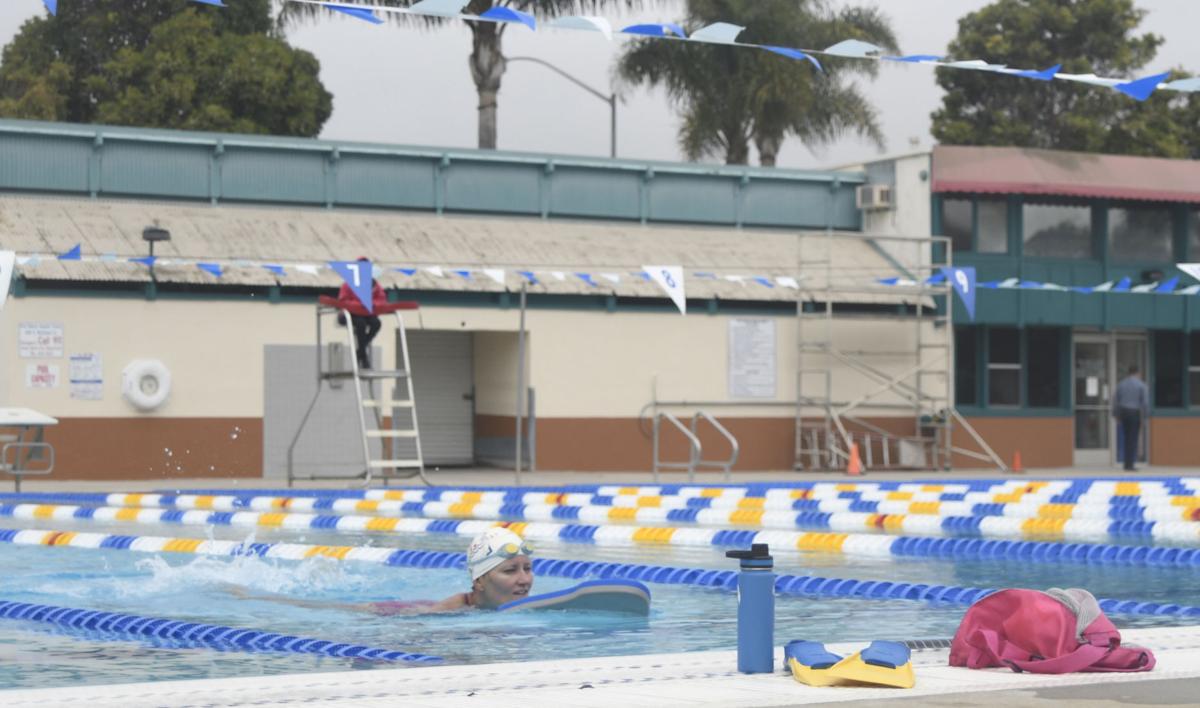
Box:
[942,266,977,321]
[576,272,598,287]
[1071,285,1094,294]
[198,263,223,278]
[1114,72,1171,101]
[925,272,948,285]
[634,271,652,282]
[1018,280,1043,289]
[395,267,417,276]
[43,0,56,15]
[752,277,774,288]
[453,269,472,280]
[622,23,687,38]
[329,260,374,313]
[129,256,156,267]
[1111,277,1132,292]
[979,280,1001,289]
[327,3,384,24]
[190,0,227,7]
[57,244,81,260]
[693,272,717,279]
[479,6,536,30]
[883,54,943,63]
[761,46,823,71]
[877,277,901,286]
[262,264,286,277]
[1155,277,1179,293]
[517,270,539,285]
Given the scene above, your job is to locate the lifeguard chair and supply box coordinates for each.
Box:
[286,297,430,487]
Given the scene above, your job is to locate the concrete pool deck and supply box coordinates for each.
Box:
[3,626,1198,707]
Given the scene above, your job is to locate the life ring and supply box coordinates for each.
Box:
[122,359,172,411]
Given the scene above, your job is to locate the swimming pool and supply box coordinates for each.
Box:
[1,479,1198,691]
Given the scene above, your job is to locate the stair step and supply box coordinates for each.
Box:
[358,369,411,379]
[369,459,424,468]
[362,399,414,408]
[366,430,419,438]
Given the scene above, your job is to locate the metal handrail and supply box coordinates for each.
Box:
[652,412,701,482]
[690,412,738,481]
[1,441,54,493]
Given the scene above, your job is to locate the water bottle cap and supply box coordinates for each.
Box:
[725,543,772,563]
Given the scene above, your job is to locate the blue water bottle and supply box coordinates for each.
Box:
[725,543,775,673]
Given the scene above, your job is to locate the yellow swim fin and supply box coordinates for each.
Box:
[825,640,915,689]
[783,640,845,687]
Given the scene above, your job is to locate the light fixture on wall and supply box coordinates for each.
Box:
[142,225,170,278]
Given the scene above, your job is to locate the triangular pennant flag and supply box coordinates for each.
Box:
[1180,284,1200,295]
[197,262,223,278]
[1131,281,1158,293]
[576,272,599,287]
[600,273,621,284]
[925,272,948,285]
[327,4,385,24]
[262,264,286,277]
[517,270,539,285]
[761,46,823,71]
[634,271,652,282]
[483,268,506,285]
[58,244,81,260]
[752,276,774,288]
[723,274,746,285]
[549,271,565,281]
[1177,263,1200,282]
[644,265,686,315]
[1091,280,1115,292]
[99,253,118,262]
[942,266,977,321]
[878,277,901,285]
[0,251,14,311]
[693,272,717,279]
[452,269,473,280]
[479,6,536,30]
[1111,277,1132,292]
[395,267,417,276]
[43,0,56,15]
[129,256,156,267]
[547,16,613,41]
[775,276,801,289]
[1114,71,1171,101]
[329,260,374,313]
[1154,277,1179,293]
[423,266,444,278]
[295,264,322,276]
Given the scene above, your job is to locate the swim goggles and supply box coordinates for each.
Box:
[469,540,534,567]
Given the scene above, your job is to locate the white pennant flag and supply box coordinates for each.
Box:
[600,272,621,284]
[424,266,444,278]
[723,274,746,285]
[295,264,321,276]
[0,251,14,312]
[551,271,567,281]
[1178,263,1200,282]
[483,268,506,286]
[644,265,686,315]
[775,276,800,289]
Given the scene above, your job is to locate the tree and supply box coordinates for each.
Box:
[0,0,332,137]
[931,0,1200,158]
[617,0,897,166]
[283,1,650,150]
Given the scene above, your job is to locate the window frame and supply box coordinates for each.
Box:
[937,195,1011,255]
[985,326,1022,408]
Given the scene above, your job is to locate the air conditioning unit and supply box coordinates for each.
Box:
[855,184,894,211]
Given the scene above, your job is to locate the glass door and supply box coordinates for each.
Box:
[1073,338,1111,466]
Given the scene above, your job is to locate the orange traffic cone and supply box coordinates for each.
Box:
[1011,450,1024,474]
[846,443,864,476]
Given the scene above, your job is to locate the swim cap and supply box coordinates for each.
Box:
[467,527,531,582]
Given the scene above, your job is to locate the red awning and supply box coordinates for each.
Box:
[932,145,1200,204]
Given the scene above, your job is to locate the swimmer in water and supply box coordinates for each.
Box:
[224,527,534,615]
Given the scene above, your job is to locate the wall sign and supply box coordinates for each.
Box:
[729,318,776,399]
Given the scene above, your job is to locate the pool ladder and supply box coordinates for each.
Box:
[287,305,430,487]
[652,411,739,482]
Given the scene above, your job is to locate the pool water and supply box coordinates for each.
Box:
[0,518,1198,690]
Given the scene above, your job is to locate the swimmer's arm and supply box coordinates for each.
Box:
[221,583,380,614]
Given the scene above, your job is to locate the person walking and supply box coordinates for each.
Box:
[1112,365,1149,471]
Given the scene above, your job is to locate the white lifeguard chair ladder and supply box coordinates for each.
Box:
[287,300,430,487]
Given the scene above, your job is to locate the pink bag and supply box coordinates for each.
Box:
[950,588,1155,674]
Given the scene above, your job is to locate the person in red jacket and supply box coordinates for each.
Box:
[336,257,389,370]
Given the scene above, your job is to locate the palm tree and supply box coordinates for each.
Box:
[283,1,651,150]
[618,0,897,166]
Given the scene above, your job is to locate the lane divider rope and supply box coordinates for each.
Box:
[1,526,1196,619]
[0,599,440,662]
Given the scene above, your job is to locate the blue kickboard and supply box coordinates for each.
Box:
[498,579,651,615]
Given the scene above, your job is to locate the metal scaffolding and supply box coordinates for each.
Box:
[793,230,1006,473]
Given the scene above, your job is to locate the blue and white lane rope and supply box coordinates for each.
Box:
[0,600,440,662]
[2,527,1198,620]
[3,500,1198,549]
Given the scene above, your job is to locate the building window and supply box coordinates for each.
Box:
[1191,332,1200,407]
[1026,328,1062,408]
[987,327,1021,406]
[942,198,972,252]
[977,199,1008,254]
[1153,331,1184,408]
[1109,206,1173,262]
[1191,209,1200,259]
[955,326,978,406]
[1023,202,1092,258]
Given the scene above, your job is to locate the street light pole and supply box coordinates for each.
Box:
[507,56,617,158]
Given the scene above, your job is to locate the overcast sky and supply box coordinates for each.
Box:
[3,1,1198,169]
